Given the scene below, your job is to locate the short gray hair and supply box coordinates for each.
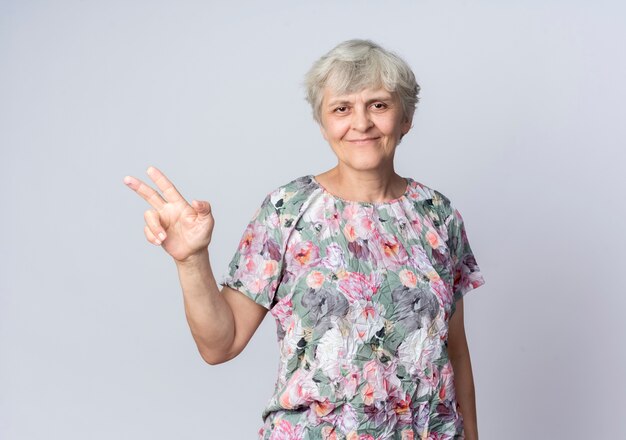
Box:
[303,39,420,125]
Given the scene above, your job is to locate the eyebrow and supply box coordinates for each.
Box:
[326,95,394,108]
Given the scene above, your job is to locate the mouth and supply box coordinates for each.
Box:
[347,137,380,144]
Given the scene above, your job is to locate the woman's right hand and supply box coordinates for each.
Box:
[123,166,214,263]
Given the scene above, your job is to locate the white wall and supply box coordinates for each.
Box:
[1,1,624,438]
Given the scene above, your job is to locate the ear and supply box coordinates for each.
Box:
[318,121,329,142]
[400,111,414,136]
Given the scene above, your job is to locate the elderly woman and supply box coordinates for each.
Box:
[124,39,486,439]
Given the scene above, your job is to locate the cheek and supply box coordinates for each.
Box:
[389,119,407,137]
[327,122,350,140]
[379,121,401,138]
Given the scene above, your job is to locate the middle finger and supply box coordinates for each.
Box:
[145,166,188,205]
[123,175,166,210]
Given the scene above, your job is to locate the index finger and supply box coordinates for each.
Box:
[145,166,189,205]
[123,174,167,210]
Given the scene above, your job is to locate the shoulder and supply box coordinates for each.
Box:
[407,177,452,210]
[406,178,459,230]
[262,175,318,211]
[254,175,319,231]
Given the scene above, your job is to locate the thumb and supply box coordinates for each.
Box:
[192,200,212,217]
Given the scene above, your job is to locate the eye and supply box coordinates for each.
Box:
[334,106,348,113]
[372,102,387,110]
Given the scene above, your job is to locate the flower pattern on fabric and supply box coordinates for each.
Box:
[220,175,486,439]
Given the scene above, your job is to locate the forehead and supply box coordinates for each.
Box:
[322,86,396,106]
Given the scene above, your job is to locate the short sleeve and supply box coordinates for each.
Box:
[219,192,284,310]
[443,203,486,304]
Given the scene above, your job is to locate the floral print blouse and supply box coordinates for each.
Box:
[220,175,486,440]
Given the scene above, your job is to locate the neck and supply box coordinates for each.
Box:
[315,165,406,203]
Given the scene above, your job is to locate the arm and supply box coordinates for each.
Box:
[124,166,268,366]
[448,297,479,440]
[175,249,268,365]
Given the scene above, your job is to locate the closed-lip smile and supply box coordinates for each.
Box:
[348,137,379,142]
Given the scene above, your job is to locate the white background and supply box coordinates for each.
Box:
[1,1,624,438]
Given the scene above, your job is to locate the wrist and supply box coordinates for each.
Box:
[175,248,209,267]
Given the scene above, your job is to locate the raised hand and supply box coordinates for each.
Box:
[123,166,214,263]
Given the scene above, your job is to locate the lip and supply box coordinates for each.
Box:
[347,137,380,143]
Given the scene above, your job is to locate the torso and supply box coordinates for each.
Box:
[254,174,465,439]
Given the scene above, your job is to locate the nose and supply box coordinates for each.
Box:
[351,106,373,132]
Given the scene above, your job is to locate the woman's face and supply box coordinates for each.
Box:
[318,85,412,172]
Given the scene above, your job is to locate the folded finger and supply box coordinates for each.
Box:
[144,225,162,246]
[144,209,167,242]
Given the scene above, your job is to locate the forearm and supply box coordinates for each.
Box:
[174,248,235,364]
[450,352,479,440]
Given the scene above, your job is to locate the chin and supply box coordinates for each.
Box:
[346,159,385,171]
